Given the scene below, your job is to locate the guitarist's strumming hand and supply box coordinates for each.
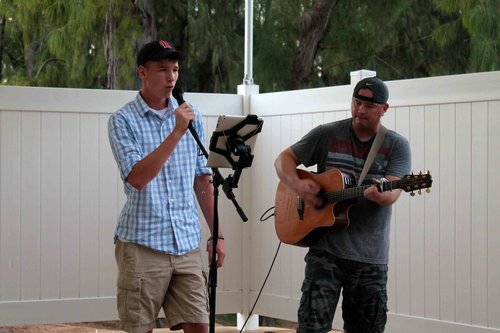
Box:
[274,147,323,208]
[296,178,323,208]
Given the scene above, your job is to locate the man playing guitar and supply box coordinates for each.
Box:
[274,77,411,333]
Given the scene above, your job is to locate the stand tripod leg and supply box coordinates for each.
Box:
[209,182,219,333]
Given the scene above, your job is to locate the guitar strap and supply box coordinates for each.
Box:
[357,125,387,185]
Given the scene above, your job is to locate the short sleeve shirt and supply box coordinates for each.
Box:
[108,93,212,255]
[291,118,411,264]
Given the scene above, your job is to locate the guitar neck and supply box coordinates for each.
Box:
[324,179,401,203]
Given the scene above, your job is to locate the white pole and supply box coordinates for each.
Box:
[238,0,259,117]
[243,0,254,85]
[237,4,259,330]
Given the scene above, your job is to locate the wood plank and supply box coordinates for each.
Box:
[424,104,441,319]
[438,104,456,321]
[409,105,426,317]
[20,112,42,300]
[60,113,80,298]
[0,111,22,301]
[395,106,412,314]
[98,114,118,297]
[79,114,99,297]
[40,112,61,299]
[455,102,472,324]
[470,102,488,326]
[386,102,397,313]
[487,101,500,327]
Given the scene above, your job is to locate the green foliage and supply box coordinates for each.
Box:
[252,0,304,91]
[1,0,108,87]
[434,0,500,72]
[185,0,245,92]
[0,0,498,91]
[109,0,143,89]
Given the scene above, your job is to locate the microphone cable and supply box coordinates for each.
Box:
[238,240,281,333]
[237,206,279,332]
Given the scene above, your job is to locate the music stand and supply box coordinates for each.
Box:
[206,114,263,333]
[208,114,263,187]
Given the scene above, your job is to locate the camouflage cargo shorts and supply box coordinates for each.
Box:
[297,249,388,333]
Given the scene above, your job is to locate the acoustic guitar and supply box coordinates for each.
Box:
[274,169,432,247]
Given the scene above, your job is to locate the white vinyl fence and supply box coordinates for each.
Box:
[1,70,500,333]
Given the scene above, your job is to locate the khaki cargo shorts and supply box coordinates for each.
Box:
[115,239,209,333]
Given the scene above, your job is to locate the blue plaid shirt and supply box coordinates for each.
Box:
[108,93,212,255]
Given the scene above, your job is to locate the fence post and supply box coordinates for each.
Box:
[350,69,377,85]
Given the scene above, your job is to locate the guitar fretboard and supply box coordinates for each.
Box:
[322,179,401,203]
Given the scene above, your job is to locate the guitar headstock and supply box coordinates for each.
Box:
[399,171,433,196]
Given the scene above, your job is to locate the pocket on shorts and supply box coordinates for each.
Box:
[117,273,142,323]
[372,291,388,333]
[298,278,312,323]
[202,270,210,312]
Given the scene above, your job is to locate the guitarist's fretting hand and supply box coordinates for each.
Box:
[363,177,402,206]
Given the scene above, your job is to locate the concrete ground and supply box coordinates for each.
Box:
[106,328,341,333]
[0,324,342,333]
[128,328,341,333]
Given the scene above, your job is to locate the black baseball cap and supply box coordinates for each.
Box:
[352,77,389,104]
[137,40,186,66]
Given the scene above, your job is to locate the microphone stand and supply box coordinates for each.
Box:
[172,87,247,333]
[188,123,245,333]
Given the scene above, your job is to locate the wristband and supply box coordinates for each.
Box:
[207,236,224,251]
[207,236,224,241]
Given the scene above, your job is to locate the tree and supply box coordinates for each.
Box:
[130,0,157,89]
[0,15,5,82]
[252,0,307,92]
[317,0,470,83]
[0,0,108,87]
[318,0,423,84]
[434,0,500,72]
[104,0,118,89]
[287,0,338,90]
[185,0,245,93]
[0,0,47,86]
[0,0,498,92]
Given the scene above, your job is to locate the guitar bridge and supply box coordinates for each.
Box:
[297,196,304,220]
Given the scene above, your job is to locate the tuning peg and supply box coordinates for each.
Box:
[418,189,422,195]
[426,188,430,193]
[410,191,415,197]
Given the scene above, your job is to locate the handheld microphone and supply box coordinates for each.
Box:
[172,86,197,137]
[172,86,185,105]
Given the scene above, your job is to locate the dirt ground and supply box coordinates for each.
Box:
[0,321,343,333]
[0,321,121,333]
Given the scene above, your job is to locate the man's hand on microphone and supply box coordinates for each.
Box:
[174,103,194,134]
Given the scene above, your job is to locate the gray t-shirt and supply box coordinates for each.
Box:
[291,118,411,264]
